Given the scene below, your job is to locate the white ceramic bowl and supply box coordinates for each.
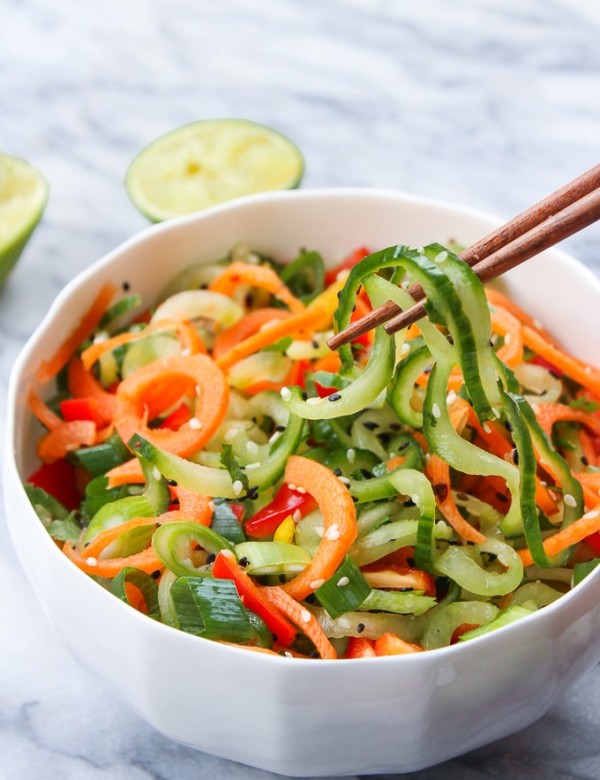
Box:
[5,189,600,777]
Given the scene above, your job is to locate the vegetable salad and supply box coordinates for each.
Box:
[26,243,600,659]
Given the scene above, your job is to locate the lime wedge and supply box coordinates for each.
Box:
[125,118,304,222]
[0,152,49,285]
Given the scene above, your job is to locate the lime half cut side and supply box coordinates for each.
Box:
[125,118,305,222]
[0,152,49,285]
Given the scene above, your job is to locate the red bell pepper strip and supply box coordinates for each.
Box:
[324,247,370,286]
[212,550,297,646]
[345,637,376,658]
[27,458,81,510]
[159,402,192,430]
[244,483,317,538]
[59,397,104,426]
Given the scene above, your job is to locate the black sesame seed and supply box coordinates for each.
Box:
[495,492,509,504]
[238,557,249,568]
[406,557,415,567]
[122,281,130,292]
[398,587,414,593]
[278,573,287,583]
[433,483,449,501]
[328,393,342,402]
[403,499,416,507]
[423,366,432,374]
[206,553,216,564]
[166,479,178,487]
[301,391,308,401]
[333,468,343,476]
[311,340,319,349]
[397,441,410,451]
[511,448,519,465]
[390,423,402,431]
[360,468,372,479]
[446,334,454,345]
[581,455,590,466]
[363,421,379,431]
[275,425,286,432]
[504,421,513,432]
[356,622,365,634]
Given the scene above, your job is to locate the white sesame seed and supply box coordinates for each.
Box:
[400,342,410,357]
[283,651,293,658]
[306,397,321,406]
[325,524,340,541]
[224,429,238,443]
[86,557,97,567]
[287,483,297,491]
[563,494,577,508]
[504,333,512,346]
[483,423,492,434]
[93,331,109,344]
[338,476,351,486]
[310,579,325,589]
[246,441,259,454]
[195,384,201,395]
[337,576,350,587]
[432,403,441,419]
[411,495,420,505]
[292,509,302,523]
[245,462,260,470]
[188,418,202,430]
[180,347,191,357]
[232,480,243,496]
[347,448,356,464]
[492,408,501,419]
[301,609,312,623]
[269,430,282,444]
[434,250,448,263]
[296,486,307,494]
[152,466,161,481]
[446,390,458,405]
[583,509,600,521]
[280,387,292,401]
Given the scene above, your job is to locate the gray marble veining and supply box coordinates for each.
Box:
[2,1,600,777]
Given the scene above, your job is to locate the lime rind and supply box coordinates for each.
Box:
[0,152,49,284]
[125,118,304,222]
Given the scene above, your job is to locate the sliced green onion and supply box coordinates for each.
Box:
[110,567,160,619]
[170,576,254,643]
[314,555,371,619]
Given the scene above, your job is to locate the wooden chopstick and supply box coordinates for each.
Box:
[327,164,600,349]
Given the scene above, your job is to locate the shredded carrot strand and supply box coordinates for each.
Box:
[216,308,330,371]
[519,502,600,567]
[262,586,337,660]
[280,455,357,601]
[208,262,305,314]
[212,308,290,360]
[80,317,205,372]
[114,353,229,457]
[426,454,486,543]
[36,283,118,383]
[534,402,600,438]
[522,327,600,397]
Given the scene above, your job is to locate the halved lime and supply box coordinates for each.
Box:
[0,152,49,284]
[125,118,304,222]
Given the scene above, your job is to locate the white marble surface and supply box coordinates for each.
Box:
[2,1,600,777]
